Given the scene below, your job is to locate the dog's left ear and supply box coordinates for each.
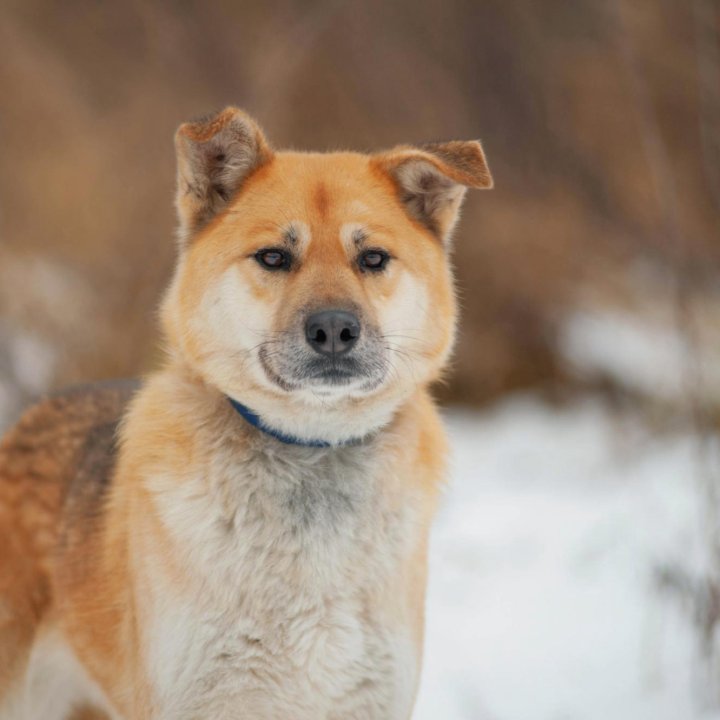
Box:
[174,107,273,242]
[374,141,493,243]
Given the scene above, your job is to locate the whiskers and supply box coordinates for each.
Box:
[379,331,435,356]
[220,325,435,397]
[377,332,436,388]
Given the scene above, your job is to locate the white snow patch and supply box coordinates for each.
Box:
[10,332,55,394]
[559,309,720,402]
[0,322,56,429]
[416,394,720,720]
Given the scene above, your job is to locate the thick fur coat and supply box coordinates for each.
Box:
[0,108,492,719]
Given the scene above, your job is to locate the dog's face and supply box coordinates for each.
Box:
[162,108,492,442]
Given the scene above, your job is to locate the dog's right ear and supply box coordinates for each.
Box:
[174,107,273,242]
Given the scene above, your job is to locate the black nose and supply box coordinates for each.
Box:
[305,310,361,357]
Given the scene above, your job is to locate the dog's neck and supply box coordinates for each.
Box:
[226,396,369,448]
[117,364,423,592]
[154,344,413,446]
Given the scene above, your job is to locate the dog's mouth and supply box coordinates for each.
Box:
[304,357,363,385]
[258,344,386,394]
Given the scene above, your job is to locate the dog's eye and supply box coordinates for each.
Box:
[255,249,291,271]
[358,250,390,272]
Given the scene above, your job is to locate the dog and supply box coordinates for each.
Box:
[0,107,492,719]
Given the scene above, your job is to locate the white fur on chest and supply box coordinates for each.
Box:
[140,438,420,719]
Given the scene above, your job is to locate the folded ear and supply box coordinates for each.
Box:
[374,140,493,243]
[174,107,273,241]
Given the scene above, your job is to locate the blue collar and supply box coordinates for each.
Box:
[228,397,339,448]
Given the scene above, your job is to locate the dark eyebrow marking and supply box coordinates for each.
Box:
[352,227,369,247]
[284,224,299,244]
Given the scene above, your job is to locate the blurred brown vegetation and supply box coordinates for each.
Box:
[0,0,719,420]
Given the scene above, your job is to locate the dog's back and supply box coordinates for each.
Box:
[0,380,137,715]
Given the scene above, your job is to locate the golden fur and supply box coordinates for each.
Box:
[0,108,491,719]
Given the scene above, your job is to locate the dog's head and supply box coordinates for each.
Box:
[162,107,492,443]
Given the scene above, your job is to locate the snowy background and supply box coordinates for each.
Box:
[409,304,720,720]
[417,395,720,720]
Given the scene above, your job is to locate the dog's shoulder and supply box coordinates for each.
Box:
[57,381,141,547]
[1,379,140,488]
[0,380,140,553]
[0,378,139,674]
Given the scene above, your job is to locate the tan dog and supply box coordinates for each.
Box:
[0,108,492,720]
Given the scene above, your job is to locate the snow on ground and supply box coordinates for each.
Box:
[559,308,720,403]
[416,394,720,720]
